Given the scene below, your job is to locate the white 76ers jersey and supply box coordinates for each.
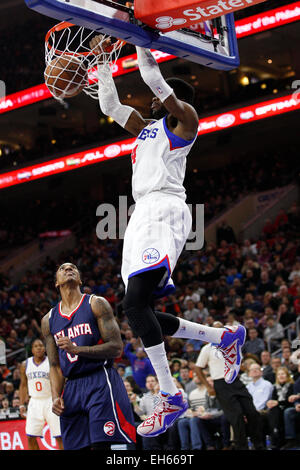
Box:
[131,116,197,202]
[26,356,51,399]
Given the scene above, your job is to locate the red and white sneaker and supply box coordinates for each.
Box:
[137,390,188,437]
[216,325,246,384]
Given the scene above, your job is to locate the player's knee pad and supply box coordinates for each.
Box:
[124,305,153,338]
[123,268,166,312]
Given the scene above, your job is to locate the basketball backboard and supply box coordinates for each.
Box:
[25,0,240,70]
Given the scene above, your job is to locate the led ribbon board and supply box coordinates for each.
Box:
[0,93,299,190]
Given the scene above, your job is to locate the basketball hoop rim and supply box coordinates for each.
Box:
[45,21,126,57]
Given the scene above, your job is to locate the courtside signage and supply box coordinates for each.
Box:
[0,2,299,115]
[0,93,299,190]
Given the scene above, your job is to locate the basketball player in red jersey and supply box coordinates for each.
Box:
[41,262,136,450]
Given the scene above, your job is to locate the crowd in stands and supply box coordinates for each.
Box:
[0,194,300,449]
[0,146,297,258]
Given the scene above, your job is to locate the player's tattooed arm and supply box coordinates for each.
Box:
[41,313,65,401]
[58,296,123,359]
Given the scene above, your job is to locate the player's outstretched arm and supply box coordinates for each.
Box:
[41,313,65,415]
[56,296,123,359]
[90,35,147,136]
[136,47,198,140]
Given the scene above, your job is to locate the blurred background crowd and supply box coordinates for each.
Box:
[0,194,300,450]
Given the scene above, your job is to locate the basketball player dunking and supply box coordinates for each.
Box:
[91,37,246,437]
[41,263,136,450]
[19,338,63,450]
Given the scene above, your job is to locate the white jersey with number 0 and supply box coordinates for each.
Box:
[26,356,51,398]
[131,116,196,202]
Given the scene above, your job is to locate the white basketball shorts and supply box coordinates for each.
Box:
[121,192,192,297]
[26,396,61,438]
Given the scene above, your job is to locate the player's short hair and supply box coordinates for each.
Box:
[31,338,44,350]
[54,263,82,287]
[166,77,195,105]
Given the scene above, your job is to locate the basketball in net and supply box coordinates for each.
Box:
[44,55,88,99]
[44,22,126,101]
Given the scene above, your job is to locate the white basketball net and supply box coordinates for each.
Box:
[45,22,125,102]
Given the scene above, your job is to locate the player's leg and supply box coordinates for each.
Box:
[25,399,43,450]
[27,436,40,450]
[153,310,246,384]
[123,269,189,437]
[59,380,91,450]
[123,268,179,396]
[55,437,64,450]
[87,367,136,447]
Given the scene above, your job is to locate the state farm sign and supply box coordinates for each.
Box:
[135,0,267,32]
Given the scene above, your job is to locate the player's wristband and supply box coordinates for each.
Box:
[136,47,173,103]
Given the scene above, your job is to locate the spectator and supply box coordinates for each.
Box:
[182,342,199,363]
[264,356,282,384]
[277,303,297,328]
[280,347,297,374]
[260,350,273,378]
[243,328,266,358]
[244,292,262,313]
[266,367,294,449]
[3,381,15,404]
[0,395,10,417]
[226,268,242,286]
[281,361,300,449]
[195,301,209,323]
[225,312,240,328]
[196,376,231,450]
[239,358,257,386]
[177,372,207,450]
[183,300,201,322]
[116,364,126,378]
[179,366,197,395]
[229,297,245,319]
[256,271,275,296]
[170,359,182,381]
[246,363,273,411]
[289,261,300,282]
[182,286,201,309]
[263,317,284,352]
[216,220,236,245]
[123,342,155,390]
